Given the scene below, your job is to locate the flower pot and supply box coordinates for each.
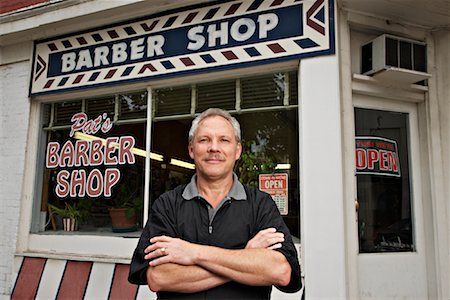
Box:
[108,208,137,233]
[62,218,78,231]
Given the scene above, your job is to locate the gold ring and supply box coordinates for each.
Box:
[161,247,166,254]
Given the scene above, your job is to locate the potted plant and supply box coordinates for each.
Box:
[48,202,90,231]
[108,185,143,233]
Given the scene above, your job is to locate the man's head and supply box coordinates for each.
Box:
[188,108,242,181]
[188,108,241,144]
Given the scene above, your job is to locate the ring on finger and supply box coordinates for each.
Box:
[160,247,166,255]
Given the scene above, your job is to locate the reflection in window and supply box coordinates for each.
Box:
[35,71,301,239]
[150,72,300,238]
[36,91,147,236]
[355,108,413,253]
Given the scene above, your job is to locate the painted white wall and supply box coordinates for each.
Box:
[431,29,450,299]
[0,58,31,296]
[299,54,347,298]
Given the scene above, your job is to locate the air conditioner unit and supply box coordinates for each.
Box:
[361,34,431,83]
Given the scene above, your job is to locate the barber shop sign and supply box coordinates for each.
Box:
[46,113,137,198]
[30,0,335,95]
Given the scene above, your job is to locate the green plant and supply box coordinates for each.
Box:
[110,184,143,219]
[235,139,277,187]
[49,200,91,222]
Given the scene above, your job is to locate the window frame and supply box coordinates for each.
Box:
[20,63,301,261]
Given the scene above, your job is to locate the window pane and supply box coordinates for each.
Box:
[38,96,146,236]
[54,101,82,126]
[236,110,300,238]
[150,118,194,200]
[355,108,413,253]
[86,96,115,119]
[150,109,299,238]
[119,91,148,120]
[154,86,191,117]
[241,73,285,108]
[196,80,235,112]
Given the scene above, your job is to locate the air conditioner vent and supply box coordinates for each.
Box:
[361,34,431,84]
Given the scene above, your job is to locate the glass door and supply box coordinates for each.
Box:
[354,98,428,299]
[355,108,412,253]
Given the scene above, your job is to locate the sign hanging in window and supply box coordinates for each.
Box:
[30,0,335,95]
[355,136,401,177]
[259,173,289,215]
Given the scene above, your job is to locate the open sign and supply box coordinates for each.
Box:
[355,137,401,177]
[259,173,288,215]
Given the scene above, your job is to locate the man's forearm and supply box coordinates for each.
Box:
[147,263,229,293]
[195,247,291,287]
[145,233,292,288]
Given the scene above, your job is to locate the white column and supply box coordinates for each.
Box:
[299,55,347,299]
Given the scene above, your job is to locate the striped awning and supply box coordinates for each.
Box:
[11,256,155,300]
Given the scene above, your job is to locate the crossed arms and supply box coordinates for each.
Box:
[144,228,292,293]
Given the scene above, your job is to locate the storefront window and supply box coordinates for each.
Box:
[150,71,300,238]
[35,91,147,236]
[34,71,300,239]
[355,108,413,253]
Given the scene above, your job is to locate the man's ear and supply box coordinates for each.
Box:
[188,143,194,159]
[235,142,242,160]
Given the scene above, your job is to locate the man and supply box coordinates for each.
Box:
[129,108,301,299]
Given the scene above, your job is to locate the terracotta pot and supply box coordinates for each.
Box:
[108,208,137,233]
[62,218,78,231]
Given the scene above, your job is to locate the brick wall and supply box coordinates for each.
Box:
[0,60,31,296]
[0,0,49,14]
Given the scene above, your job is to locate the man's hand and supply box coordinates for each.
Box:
[245,228,285,250]
[144,235,201,267]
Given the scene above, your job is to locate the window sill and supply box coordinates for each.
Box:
[25,233,139,262]
[24,233,301,263]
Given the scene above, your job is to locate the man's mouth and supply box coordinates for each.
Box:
[205,157,224,162]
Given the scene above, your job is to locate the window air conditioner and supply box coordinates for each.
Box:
[361,34,431,84]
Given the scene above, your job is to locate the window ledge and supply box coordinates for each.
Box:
[26,233,138,262]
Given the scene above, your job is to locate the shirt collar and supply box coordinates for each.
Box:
[182,173,246,201]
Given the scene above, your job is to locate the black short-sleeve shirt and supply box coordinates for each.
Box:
[129,178,301,299]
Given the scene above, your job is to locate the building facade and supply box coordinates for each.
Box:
[0,0,449,299]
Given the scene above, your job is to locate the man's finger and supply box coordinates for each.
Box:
[149,255,171,267]
[267,236,285,245]
[260,228,276,234]
[150,235,172,243]
[268,243,282,250]
[144,241,166,253]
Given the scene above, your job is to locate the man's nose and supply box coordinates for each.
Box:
[208,139,220,151]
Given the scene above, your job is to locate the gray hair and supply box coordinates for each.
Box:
[188,108,241,143]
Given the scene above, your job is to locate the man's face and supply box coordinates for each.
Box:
[189,116,242,181]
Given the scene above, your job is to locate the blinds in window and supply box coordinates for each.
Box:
[240,73,285,109]
[289,71,298,105]
[54,101,82,126]
[86,96,115,118]
[154,86,191,117]
[47,71,298,126]
[119,91,148,120]
[196,80,235,113]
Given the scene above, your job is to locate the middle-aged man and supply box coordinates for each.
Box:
[129,108,301,299]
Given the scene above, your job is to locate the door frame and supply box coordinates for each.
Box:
[352,94,430,299]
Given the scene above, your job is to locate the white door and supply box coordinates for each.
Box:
[354,96,428,299]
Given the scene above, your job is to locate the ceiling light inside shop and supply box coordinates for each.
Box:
[73,132,164,161]
[275,163,291,170]
[170,158,196,170]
